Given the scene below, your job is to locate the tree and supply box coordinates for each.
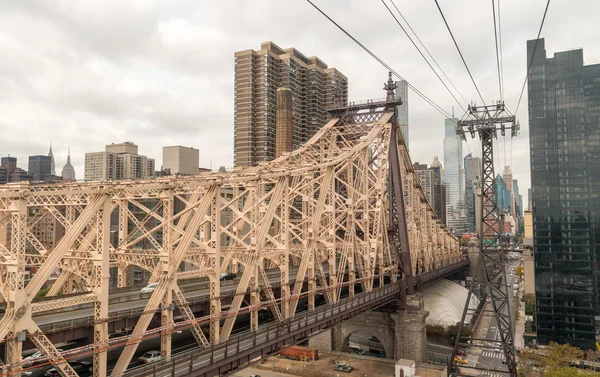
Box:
[518,342,586,376]
[525,295,536,316]
[544,367,595,377]
[544,342,584,368]
[515,265,524,277]
[446,324,472,345]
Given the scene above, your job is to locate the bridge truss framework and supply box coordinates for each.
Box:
[0,80,461,377]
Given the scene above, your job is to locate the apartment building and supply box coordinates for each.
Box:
[234,41,348,167]
[84,142,155,181]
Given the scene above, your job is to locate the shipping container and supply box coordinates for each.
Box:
[279,345,318,361]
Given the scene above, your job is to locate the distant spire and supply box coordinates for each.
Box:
[61,146,75,181]
[48,140,56,176]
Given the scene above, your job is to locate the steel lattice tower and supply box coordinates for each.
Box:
[449,102,519,377]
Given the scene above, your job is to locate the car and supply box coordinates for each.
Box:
[348,346,365,355]
[44,361,92,376]
[456,349,468,357]
[140,282,158,293]
[454,357,468,365]
[220,272,236,281]
[375,351,386,358]
[138,350,161,364]
[369,336,379,341]
[23,349,64,366]
[249,375,261,377]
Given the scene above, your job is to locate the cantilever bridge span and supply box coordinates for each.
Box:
[0,94,462,377]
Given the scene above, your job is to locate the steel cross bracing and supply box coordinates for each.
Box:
[450,102,519,377]
[0,95,460,377]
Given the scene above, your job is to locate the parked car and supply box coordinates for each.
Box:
[220,272,236,281]
[138,350,161,364]
[348,346,365,355]
[23,349,63,366]
[44,361,92,376]
[140,282,158,293]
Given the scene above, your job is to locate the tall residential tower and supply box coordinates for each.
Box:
[233,41,348,167]
[528,38,600,349]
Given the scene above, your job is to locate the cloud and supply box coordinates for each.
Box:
[1,0,599,198]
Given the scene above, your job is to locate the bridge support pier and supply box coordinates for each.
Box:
[309,293,428,362]
[392,293,428,363]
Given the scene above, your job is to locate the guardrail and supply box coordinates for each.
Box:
[121,282,402,377]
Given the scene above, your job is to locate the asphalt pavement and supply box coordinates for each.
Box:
[473,253,521,377]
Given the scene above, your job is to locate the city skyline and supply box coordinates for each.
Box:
[2,2,600,192]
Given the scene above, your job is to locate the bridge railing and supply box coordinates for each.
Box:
[120,281,402,377]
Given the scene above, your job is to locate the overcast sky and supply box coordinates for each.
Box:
[1,0,599,199]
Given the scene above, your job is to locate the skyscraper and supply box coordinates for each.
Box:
[502,166,515,217]
[443,118,464,232]
[234,41,348,167]
[61,147,76,181]
[1,157,16,177]
[395,80,409,148]
[413,163,434,207]
[495,174,511,213]
[528,38,599,349]
[28,155,51,181]
[464,154,481,233]
[430,157,446,226]
[85,142,155,181]
[48,142,55,176]
[512,179,522,218]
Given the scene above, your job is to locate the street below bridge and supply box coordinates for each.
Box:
[470,252,522,377]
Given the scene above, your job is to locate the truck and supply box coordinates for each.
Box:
[279,345,318,361]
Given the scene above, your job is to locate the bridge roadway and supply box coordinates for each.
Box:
[31,258,468,344]
[29,266,307,346]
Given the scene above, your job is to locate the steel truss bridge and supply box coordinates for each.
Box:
[0,81,463,377]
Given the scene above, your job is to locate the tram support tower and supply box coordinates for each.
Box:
[449,102,519,377]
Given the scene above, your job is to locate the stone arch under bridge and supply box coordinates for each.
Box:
[337,311,395,358]
[309,293,429,362]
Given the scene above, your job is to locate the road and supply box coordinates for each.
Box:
[474,252,521,377]
[33,266,307,329]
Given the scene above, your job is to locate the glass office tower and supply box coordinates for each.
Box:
[528,38,600,349]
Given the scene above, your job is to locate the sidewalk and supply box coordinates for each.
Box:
[514,299,525,350]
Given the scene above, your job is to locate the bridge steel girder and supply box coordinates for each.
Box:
[0,96,461,377]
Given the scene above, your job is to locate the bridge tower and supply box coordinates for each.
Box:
[310,73,430,363]
[450,102,519,377]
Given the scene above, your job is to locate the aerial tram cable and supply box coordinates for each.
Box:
[381,0,467,112]
[306,0,453,119]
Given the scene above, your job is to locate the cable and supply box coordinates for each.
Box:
[382,0,467,112]
[434,0,486,107]
[306,0,452,119]
[515,0,550,115]
[497,0,505,101]
[389,0,469,105]
[492,0,503,101]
